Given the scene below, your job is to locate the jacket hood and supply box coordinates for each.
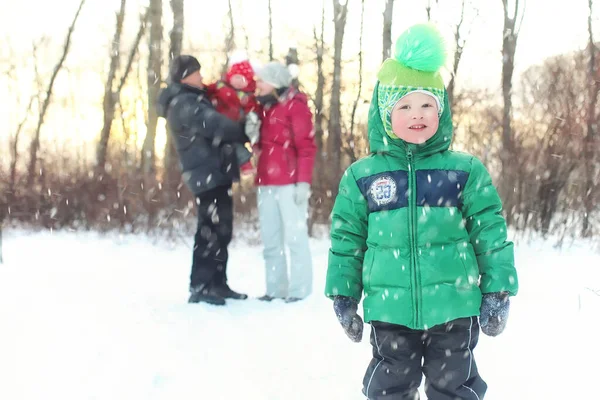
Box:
[367,81,453,158]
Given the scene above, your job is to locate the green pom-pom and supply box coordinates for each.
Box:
[394,24,446,72]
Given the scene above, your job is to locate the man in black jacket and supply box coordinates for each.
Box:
[157,55,249,305]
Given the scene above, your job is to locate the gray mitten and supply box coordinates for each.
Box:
[333,295,363,343]
[479,292,510,337]
[244,111,261,145]
[294,182,311,205]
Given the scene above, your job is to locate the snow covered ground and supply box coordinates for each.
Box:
[1,228,599,400]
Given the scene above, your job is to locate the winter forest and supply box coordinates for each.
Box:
[0,0,597,239]
[1,0,600,399]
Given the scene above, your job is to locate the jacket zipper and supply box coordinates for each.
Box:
[407,149,421,327]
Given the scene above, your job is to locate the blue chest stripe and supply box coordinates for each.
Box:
[356,169,469,213]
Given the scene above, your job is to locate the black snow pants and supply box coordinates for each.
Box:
[190,184,233,290]
[363,316,487,400]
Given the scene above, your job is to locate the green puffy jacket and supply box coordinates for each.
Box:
[325,85,518,330]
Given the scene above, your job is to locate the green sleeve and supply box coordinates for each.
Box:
[325,167,368,301]
[462,157,519,296]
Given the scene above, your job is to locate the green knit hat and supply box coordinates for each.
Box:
[377,23,447,139]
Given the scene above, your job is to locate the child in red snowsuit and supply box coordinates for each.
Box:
[206,58,261,174]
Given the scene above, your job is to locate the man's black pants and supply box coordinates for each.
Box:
[190,185,233,290]
[363,317,487,400]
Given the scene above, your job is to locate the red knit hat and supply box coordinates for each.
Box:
[226,60,256,92]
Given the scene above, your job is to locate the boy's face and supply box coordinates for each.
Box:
[390,91,439,144]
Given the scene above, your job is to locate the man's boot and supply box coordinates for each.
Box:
[188,285,226,305]
[212,283,248,300]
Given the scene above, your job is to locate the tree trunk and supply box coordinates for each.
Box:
[268,0,274,61]
[500,0,524,225]
[426,0,432,21]
[382,0,394,62]
[583,0,598,237]
[327,0,348,197]
[446,0,469,113]
[169,0,184,59]
[96,0,127,174]
[27,0,85,188]
[313,1,325,159]
[141,0,162,176]
[349,0,365,161]
[221,0,235,75]
[10,95,36,195]
[308,0,326,234]
[426,0,439,21]
[164,0,184,187]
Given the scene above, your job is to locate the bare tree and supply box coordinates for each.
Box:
[169,0,184,59]
[313,0,326,160]
[268,0,274,61]
[8,41,43,196]
[10,96,36,193]
[222,0,235,74]
[447,0,479,114]
[118,11,150,97]
[382,0,394,62]
[26,0,85,187]
[516,50,591,234]
[111,11,149,173]
[583,0,599,236]
[327,0,349,196]
[499,0,525,223]
[308,0,327,233]
[349,0,365,157]
[426,0,436,21]
[96,0,127,174]
[141,0,162,175]
[164,0,184,185]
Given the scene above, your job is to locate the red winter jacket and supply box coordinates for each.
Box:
[255,89,316,186]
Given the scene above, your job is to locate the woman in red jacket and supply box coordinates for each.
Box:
[254,61,317,303]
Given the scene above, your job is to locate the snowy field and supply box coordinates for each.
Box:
[1,228,599,400]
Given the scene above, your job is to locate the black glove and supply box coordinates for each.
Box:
[333,295,363,343]
[479,292,510,337]
[234,142,252,165]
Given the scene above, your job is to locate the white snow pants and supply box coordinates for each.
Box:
[257,184,313,299]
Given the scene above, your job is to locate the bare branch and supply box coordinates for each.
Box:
[118,8,150,94]
[222,0,235,74]
[27,0,86,187]
[515,0,527,36]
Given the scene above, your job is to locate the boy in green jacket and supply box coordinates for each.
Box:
[325,24,518,399]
